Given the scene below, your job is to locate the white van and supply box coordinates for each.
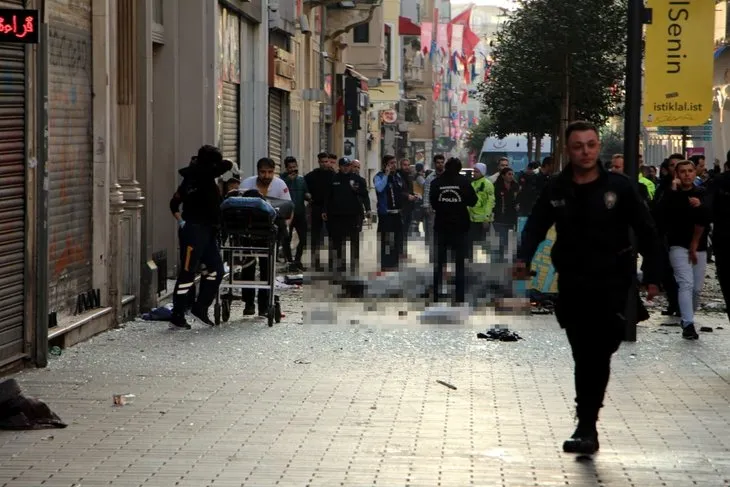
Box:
[478,134,552,175]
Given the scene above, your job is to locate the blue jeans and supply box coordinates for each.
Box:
[669,246,707,326]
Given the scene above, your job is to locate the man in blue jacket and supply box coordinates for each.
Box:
[374,155,406,271]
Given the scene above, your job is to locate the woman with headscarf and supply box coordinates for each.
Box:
[493,167,520,262]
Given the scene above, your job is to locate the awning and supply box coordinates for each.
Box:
[398,16,420,36]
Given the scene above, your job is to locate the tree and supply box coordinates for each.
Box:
[465,117,494,154]
[478,0,627,142]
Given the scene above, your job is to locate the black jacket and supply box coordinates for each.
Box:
[658,186,711,251]
[429,173,478,233]
[494,179,520,225]
[169,158,233,226]
[517,164,663,286]
[304,168,334,207]
[324,172,370,218]
[709,171,730,238]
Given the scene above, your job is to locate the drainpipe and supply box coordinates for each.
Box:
[319,6,327,151]
[35,0,50,367]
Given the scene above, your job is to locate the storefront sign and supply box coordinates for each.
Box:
[268,46,295,91]
[0,9,39,44]
[517,217,558,294]
[644,0,714,127]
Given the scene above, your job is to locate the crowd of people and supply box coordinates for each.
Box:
[164,124,730,456]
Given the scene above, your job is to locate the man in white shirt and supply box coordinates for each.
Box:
[238,157,291,316]
[489,157,510,183]
[240,157,292,201]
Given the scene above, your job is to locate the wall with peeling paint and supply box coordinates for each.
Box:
[47,0,94,316]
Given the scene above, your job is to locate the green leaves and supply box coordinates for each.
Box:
[478,0,628,137]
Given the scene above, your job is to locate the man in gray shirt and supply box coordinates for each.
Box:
[422,154,446,262]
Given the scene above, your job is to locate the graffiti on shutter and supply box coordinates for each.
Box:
[221,81,239,165]
[268,90,283,174]
[48,24,93,314]
[0,38,27,364]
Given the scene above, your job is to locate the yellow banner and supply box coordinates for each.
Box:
[644,0,714,127]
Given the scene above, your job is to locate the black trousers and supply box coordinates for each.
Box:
[310,205,326,269]
[241,256,271,311]
[401,210,413,256]
[556,275,628,425]
[714,232,730,323]
[327,216,361,274]
[433,231,467,304]
[377,213,403,271]
[284,212,308,264]
[172,223,224,318]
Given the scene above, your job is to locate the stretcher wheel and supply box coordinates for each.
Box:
[214,303,221,326]
[221,300,230,323]
[267,308,275,327]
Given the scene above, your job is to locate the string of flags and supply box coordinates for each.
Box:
[415,3,492,106]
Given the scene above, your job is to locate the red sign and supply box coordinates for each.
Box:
[0,9,39,44]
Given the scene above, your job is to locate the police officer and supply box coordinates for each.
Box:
[323,157,370,274]
[169,145,233,329]
[709,168,730,323]
[430,157,478,304]
[515,121,663,455]
[304,152,335,271]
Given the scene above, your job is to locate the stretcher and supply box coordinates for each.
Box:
[214,191,293,327]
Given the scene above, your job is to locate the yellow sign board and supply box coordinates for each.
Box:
[644,0,714,127]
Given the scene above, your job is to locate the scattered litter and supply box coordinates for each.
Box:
[112,394,135,406]
[294,359,311,365]
[398,310,408,317]
[436,380,457,390]
[660,322,681,327]
[284,274,304,286]
[477,327,523,342]
[49,346,62,356]
[717,326,724,330]
[699,326,714,333]
[41,435,54,441]
[531,306,553,315]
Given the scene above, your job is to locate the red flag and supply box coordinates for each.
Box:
[448,5,480,57]
[433,82,441,102]
[461,89,468,104]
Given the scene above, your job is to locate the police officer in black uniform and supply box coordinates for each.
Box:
[323,157,370,274]
[169,145,233,329]
[709,169,730,323]
[430,157,478,304]
[515,121,663,455]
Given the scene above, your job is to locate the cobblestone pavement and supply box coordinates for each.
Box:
[3,229,730,486]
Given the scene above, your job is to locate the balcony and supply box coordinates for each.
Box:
[403,63,424,86]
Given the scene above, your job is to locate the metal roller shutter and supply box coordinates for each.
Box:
[221,81,239,165]
[48,24,93,313]
[268,90,283,173]
[0,38,27,364]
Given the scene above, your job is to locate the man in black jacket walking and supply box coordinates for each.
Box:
[709,169,730,323]
[430,157,478,305]
[323,157,371,274]
[304,152,334,271]
[515,121,663,455]
[169,145,233,329]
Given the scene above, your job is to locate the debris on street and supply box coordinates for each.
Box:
[477,327,523,342]
[436,380,457,390]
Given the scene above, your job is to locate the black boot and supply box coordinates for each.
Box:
[563,421,599,454]
[191,305,215,327]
